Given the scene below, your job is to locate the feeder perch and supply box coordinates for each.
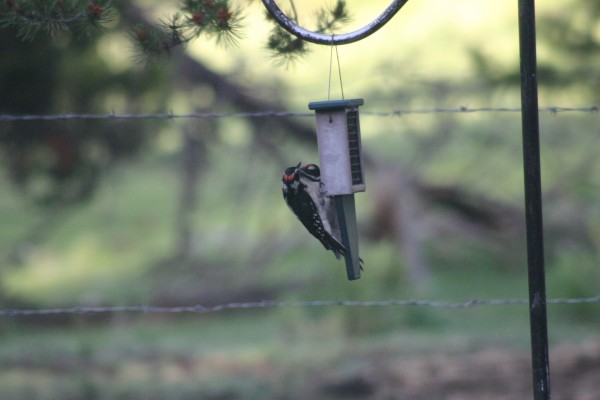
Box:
[308,98,365,280]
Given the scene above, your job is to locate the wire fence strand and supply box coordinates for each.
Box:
[2,296,600,317]
[0,106,597,122]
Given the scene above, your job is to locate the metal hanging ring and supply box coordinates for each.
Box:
[261,0,410,45]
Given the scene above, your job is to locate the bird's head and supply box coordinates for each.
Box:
[299,163,320,182]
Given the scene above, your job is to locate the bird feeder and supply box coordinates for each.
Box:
[308,98,365,280]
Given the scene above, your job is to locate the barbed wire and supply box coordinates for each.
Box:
[2,296,600,317]
[0,111,311,122]
[0,106,597,122]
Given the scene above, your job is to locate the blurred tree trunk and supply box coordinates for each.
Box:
[175,118,213,260]
[122,3,316,146]
[368,165,430,286]
[396,174,431,285]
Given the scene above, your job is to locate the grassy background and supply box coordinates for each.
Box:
[2,110,600,399]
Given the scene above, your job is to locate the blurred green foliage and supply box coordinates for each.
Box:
[1,0,600,398]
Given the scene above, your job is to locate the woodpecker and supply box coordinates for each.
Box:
[282,162,346,260]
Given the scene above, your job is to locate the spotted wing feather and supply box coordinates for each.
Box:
[282,184,345,259]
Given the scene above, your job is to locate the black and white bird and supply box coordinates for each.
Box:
[281,162,346,260]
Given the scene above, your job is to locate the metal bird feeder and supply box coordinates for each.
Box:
[309,98,365,280]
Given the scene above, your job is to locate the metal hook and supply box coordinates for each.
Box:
[261,0,410,45]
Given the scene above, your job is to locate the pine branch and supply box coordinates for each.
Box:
[0,0,350,64]
[266,0,351,66]
[131,0,243,61]
[0,0,114,39]
[315,0,351,34]
[266,25,308,66]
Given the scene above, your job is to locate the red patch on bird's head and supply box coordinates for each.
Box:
[283,173,295,182]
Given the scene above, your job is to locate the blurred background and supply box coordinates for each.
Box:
[1,0,599,398]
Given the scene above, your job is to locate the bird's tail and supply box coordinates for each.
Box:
[327,235,365,270]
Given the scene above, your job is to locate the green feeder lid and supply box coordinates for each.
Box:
[308,98,364,111]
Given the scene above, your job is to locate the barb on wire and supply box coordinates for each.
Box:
[0,106,597,123]
[2,296,600,317]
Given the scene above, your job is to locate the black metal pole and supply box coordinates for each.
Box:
[517,0,551,399]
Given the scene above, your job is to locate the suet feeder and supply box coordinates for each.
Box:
[308,98,365,280]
